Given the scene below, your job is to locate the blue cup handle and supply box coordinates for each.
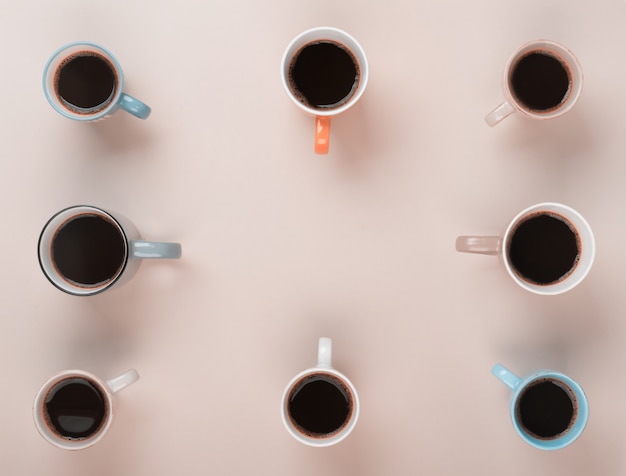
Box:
[492,363,522,390]
[119,93,151,119]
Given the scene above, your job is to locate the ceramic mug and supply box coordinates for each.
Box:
[38,205,182,296]
[485,39,582,126]
[33,368,139,450]
[492,364,588,450]
[456,202,594,295]
[281,337,359,447]
[43,41,151,121]
[281,27,368,154]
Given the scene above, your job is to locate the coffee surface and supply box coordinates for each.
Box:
[508,213,579,285]
[288,374,352,436]
[55,53,117,111]
[45,378,106,439]
[511,51,570,111]
[52,214,126,287]
[517,379,576,439]
[289,41,359,109]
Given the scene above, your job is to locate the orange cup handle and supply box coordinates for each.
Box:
[315,116,331,154]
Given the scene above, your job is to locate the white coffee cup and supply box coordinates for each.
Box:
[33,369,139,450]
[456,202,595,295]
[38,205,182,296]
[485,39,583,126]
[281,27,369,154]
[281,337,359,447]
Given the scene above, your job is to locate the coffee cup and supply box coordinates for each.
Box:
[33,368,139,450]
[485,40,582,126]
[281,337,359,446]
[38,205,182,296]
[281,27,368,154]
[43,41,151,121]
[492,364,588,450]
[456,202,594,295]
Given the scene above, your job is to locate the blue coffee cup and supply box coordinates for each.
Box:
[43,41,150,121]
[492,363,588,450]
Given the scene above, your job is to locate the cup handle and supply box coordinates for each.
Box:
[106,369,140,394]
[455,236,499,255]
[492,364,522,390]
[315,117,331,154]
[131,240,182,259]
[119,93,152,119]
[317,337,332,368]
[485,101,515,127]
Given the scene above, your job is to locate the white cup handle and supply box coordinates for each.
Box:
[485,101,515,126]
[455,236,500,255]
[106,369,140,394]
[131,240,182,259]
[317,337,332,368]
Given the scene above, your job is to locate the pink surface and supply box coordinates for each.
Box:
[3,1,626,474]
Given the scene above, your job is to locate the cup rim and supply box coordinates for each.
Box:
[42,41,124,121]
[500,202,595,295]
[281,367,360,447]
[502,39,583,120]
[32,370,114,450]
[280,26,369,117]
[37,205,130,296]
[509,370,588,450]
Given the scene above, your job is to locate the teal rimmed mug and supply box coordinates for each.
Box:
[43,41,151,121]
[492,364,588,450]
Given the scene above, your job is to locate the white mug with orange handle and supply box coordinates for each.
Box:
[281,27,368,154]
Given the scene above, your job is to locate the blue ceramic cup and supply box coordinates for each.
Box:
[43,42,151,121]
[492,364,588,450]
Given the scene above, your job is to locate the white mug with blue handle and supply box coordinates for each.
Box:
[43,41,151,121]
[38,205,181,296]
[492,363,588,450]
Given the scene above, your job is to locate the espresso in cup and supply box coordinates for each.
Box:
[51,212,127,288]
[516,377,578,440]
[43,376,108,440]
[288,40,361,110]
[286,372,355,438]
[509,50,572,113]
[507,211,581,286]
[54,51,119,114]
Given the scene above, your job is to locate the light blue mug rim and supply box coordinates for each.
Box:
[509,370,589,450]
[43,41,125,121]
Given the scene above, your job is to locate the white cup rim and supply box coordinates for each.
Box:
[502,39,583,120]
[280,26,369,117]
[501,202,595,295]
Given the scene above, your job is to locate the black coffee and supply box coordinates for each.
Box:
[52,214,126,287]
[55,52,117,112]
[510,51,571,111]
[289,40,359,110]
[45,377,107,440]
[288,373,352,437]
[516,379,576,439]
[508,212,580,285]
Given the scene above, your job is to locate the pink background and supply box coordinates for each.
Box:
[3,0,626,474]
